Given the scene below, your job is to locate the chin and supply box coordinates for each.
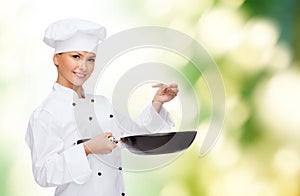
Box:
[73,82,84,87]
[72,78,87,87]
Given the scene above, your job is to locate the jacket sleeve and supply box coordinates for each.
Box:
[114,103,175,136]
[135,104,174,132]
[25,109,92,187]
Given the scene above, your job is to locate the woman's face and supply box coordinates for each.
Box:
[53,51,96,89]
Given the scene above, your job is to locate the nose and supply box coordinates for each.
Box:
[78,60,87,71]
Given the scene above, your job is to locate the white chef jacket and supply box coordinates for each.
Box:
[25,83,174,196]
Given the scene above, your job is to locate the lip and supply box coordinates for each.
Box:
[73,71,87,78]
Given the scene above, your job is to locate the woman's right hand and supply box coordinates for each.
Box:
[83,132,117,155]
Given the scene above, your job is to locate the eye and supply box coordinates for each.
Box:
[87,58,95,63]
[72,55,80,59]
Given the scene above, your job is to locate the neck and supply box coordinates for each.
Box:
[73,85,85,99]
[56,80,85,99]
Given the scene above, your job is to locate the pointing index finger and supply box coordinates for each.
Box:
[152,83,168,88]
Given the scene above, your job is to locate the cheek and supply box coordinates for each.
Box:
[88,64,95,73]
[62,59,76,71]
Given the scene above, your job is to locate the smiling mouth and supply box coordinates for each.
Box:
[73,72,87,78]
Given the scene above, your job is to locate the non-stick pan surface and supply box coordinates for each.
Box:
[121,131,197,155]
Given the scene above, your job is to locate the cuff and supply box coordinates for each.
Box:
[139,104,175,133]
[63,143,92,184]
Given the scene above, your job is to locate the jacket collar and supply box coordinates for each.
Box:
[53,82,86,103]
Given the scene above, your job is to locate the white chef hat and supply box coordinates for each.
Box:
[43,18,106,54]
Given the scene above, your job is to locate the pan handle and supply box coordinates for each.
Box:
[76,136,119,145]
[76,138,90,145]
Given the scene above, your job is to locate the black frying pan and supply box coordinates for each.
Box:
[77,131,197,155]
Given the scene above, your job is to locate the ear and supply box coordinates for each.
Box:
[53,54,59,67]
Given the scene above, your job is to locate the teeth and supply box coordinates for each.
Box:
[74,72,85,78]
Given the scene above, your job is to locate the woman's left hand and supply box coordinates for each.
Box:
[152,83,179,104]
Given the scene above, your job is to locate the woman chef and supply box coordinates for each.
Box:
[25,18,178,196]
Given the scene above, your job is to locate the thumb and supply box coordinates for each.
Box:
[104,132,113,137]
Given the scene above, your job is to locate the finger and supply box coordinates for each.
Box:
[167,83,178,88]
[167,87,179,94]
[166,92,177,97]
[164,88,178,95]
[152,83,168,88]
[168,90,178,96]
[108,136,114,142]
[112,142,117,148]
[107,139,117,148]
[105,132,113,137]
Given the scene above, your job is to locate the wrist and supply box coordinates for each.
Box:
[152,99,163,105]
[152,100,163,113]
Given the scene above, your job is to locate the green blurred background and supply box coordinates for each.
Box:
[0,0,299,195]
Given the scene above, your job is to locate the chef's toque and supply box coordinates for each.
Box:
[43,18,106,54]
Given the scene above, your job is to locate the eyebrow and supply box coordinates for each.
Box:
[74,52,96,58]
[73,52,83,56]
